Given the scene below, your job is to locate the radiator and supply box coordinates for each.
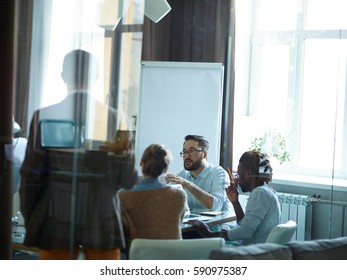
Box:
[242,191,347,241]
[310,197,347,239]
[277,192,313,241]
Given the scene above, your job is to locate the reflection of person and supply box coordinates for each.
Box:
[189,150,281,245]
[25,49,119,150]
[19,49,137,260]
[118,144,186,255]
[165,135,230,213]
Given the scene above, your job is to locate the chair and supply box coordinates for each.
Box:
[129,238,225,260]
[37,119,108,245]
[39,119,79,148]
[265,220,297,244]
[38,119,107,182]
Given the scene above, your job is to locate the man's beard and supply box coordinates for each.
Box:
[239,182,249,193]
[184,159,202,171]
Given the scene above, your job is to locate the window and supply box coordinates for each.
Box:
[110,0,144,131]
[233,0,347,186]
[35,0,143,140]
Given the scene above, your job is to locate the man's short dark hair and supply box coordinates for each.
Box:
[184,135,209,151]
[239,150,273,183]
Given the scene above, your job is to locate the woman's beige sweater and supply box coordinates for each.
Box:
[118,186,187,244]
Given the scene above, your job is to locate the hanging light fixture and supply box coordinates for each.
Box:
[145,0,171,23]
[96,0,130,31]
[96,0,171,30]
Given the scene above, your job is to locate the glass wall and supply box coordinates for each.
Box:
[10,0,143,259]
[7,0,347,260]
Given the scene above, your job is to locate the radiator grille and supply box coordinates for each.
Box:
[277,192,313,241]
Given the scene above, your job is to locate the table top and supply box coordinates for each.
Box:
[181,212,237,233]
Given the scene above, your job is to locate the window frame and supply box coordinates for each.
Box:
[235,0,347,187]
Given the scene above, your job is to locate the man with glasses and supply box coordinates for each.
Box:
[165,135,230,214]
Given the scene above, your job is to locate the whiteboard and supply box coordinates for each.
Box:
[135,61,224,175]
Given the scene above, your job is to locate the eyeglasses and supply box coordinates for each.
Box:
[179,148,203,157]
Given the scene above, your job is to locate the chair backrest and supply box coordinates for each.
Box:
[129,238,226,260]
[39,119,78,148]
[265,220,297,244]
